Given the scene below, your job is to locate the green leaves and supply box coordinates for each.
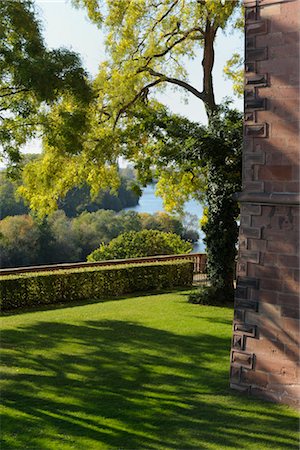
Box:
[0,0,91,169]
[0,261,193,311]
[224,53,244,97]
[199,107,242,301]
[88,229,192,261]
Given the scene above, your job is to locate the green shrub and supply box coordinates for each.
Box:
[88,229,192,261]
[0,261,193,311]
[188,285,232,306]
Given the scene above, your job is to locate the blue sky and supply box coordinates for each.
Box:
[28,0,243,152]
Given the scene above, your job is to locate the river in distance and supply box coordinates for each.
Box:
[124,183,205,253]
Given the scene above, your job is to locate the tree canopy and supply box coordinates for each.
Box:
[0,0,91,174]
[13,0,243,215]
[73,0,241,117]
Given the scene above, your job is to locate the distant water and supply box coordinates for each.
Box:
[124,184,205,253]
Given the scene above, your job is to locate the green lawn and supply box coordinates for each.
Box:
[0,290,298,450]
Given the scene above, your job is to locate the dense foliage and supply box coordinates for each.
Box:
[88,229,192,262]
[0,261,194,311]
[0,210,198,268]
[0,171,28,218]
[0,170,140,220]
[0,0,91,174]
[120,105,243,301]
[17,1,242,213]
[198,109,242,301]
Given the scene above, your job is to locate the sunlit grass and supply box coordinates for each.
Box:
[1,291,298,449]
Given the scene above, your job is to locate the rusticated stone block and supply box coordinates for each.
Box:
[234,308,246,323]
[240,226,261,239]
[245,152,265,164]
[241,368,269,388]
[245,111,255,122]
[245,7,258,21]
[235,298,258,312]
[278,293,299,308]
[245,124,268,138]
[246,47,268,62]
[281,306,300,320]
[240,250,260,264]
[242,204,262,216]
[234,323,257,337]
[237,261,247,277]
[246,338,285,357]
[278,255,299,268]
[235,285,248,300]
[230,366,242,383]
[246,21,268,37]
[282,317,300,337]
[248,238,267,252]
[245,73,268,87]
[243,180,262,191]
[231,351,254,369]
[259,290,278,305]
[255,358,297,375]
[232,334,245,351]
[259,165,293,181]
[245,94,266,111]
[237,277,260,290]
[246,37,256,50]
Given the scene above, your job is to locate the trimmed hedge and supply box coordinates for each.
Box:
[0,261,194,311]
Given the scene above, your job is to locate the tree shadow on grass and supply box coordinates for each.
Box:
[1,319,298,449]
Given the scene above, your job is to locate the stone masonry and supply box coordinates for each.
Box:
[230,0,300,406]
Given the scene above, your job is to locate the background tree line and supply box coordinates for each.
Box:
[0,164,140,220]
[0,209,199,268]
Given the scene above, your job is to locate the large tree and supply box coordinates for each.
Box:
[71,0,240,118]
[18,0,243,301]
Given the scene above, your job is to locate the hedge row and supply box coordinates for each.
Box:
[0,261,194,311]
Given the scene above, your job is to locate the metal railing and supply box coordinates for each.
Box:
[0,253,207,282]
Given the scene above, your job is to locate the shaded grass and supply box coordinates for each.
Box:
[0,291,298,449]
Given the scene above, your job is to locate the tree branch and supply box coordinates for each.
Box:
[113,79,163,128]
[151,1,179,31]
[138,67,206,102]
[133,26,204,66]
[150,27,204,60]
[132,1,180,58]
[0,88,30,98]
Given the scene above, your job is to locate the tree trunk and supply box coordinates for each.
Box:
[202,20,218,117]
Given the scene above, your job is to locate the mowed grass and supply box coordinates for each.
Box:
[0,291,298,450]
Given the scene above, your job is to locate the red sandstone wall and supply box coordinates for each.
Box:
[230,0,300,406]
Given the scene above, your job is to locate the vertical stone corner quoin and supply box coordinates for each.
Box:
[230,0,300,406]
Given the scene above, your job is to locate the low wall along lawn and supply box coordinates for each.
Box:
[0,261,194,311]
